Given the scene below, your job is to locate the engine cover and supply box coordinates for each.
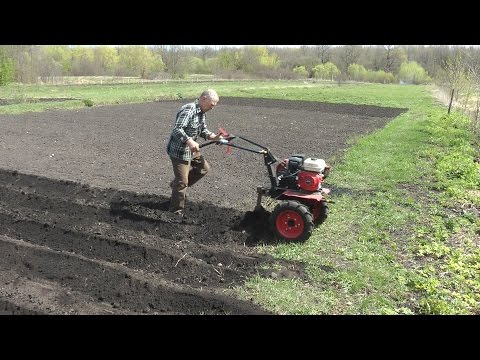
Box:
[297,171,322,192]
[302,158,326,173]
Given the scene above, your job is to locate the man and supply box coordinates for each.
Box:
[166,89,223,216]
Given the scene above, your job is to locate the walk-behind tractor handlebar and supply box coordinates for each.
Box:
[200,130,332,243]
[201,134,282,190]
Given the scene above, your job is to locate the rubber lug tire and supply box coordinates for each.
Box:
[270,200,314,243]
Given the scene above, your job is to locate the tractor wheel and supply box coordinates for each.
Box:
[315,200,329,225]
[270,200,314,243]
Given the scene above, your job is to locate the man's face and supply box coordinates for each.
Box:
[200,96,218,112]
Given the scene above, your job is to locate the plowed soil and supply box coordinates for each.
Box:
[0,97,406,315]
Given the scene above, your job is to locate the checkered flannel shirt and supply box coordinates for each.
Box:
[166,99,213,161]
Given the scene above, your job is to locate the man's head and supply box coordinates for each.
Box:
[198,89,219,113]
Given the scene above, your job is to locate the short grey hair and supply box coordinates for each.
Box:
[200,89,219,102]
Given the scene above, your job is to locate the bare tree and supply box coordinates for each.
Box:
[197,46,216,61]
[313,45,331,64]
[464,51,480,127]
[383,45,395,73]
[162,45,187,78]
[336,45,361,74]
[4,45,40,83]
[364,46,384,71]
[441,50,468,114]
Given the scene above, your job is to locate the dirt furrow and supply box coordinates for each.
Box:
[0,193,278,291]
[0,235,270,314]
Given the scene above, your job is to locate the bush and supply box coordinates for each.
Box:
[0,53,15,86]
[83,99,94,107]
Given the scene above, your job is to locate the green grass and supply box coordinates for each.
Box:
[0,81,426,114]
[1,80,478,314]
[229,82,478,315]
[242,104,432,314]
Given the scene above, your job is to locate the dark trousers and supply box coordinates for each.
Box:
[169,155,210,212]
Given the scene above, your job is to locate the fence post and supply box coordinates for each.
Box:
[475,97,479,123]
[448,88,455,114]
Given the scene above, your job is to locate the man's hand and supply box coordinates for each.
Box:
[186,138,200,152]
[209,133,224,142]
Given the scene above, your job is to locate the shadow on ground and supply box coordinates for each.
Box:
[0,169,304,314]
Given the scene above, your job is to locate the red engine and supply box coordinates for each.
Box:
[276,155,328,192]
[297,171,323,192]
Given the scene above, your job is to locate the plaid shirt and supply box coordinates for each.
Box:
[166,99,213,161]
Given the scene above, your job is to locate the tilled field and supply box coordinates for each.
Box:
[0,97,406,315]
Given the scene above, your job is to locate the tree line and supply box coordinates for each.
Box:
[0,45,479,93]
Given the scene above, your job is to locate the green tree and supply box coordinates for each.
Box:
[293,65,308,78]
[71,46,95,76]
[365,69,396,83]
[398,61,431,84]
[0,54,15,86]
[157,45,188,79]
[257,46,279,68]
[313,63,327,79]
[118,46,165,78]
[313,62,340,80]
[94,46,120,75]
[215,49,242,71]
[0,48,15,85]
[3,45,39,83]
[185,56,211,74]
[43,45,72,74]
[239,46,279,74]
[347,63,367,81]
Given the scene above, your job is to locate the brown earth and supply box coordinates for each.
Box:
[0,97,406,315]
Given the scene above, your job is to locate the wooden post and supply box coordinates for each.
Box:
[448,88,455,114]
[475,97,479,123]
